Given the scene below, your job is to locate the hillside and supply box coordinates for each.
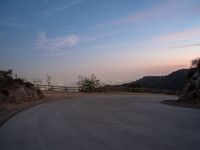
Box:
[0,70,44,102]
[121,69,189,90]
[180,58,200,103]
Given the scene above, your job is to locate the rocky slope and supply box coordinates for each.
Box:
[180,59,200,103]
[0,70,44,103]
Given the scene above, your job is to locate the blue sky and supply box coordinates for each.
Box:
[0,0,200,85]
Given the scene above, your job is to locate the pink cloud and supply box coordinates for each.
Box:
[93,1,181,28]
[93,0,200,29]
[112,2,174,25]
[168,43,200,49]
[154,27,200,43]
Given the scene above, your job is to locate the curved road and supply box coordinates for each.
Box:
[0,94,200,150]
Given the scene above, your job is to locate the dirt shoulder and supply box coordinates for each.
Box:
[0,91,84,126]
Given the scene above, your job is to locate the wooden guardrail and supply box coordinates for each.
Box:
[35,84,79,92]
[130,88,179,95]
[35,84,179,95]
[95,86,180,95]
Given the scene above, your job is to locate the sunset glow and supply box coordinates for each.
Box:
[0,0,199,85]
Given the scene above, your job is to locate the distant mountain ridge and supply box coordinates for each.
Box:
[120,69,189,90]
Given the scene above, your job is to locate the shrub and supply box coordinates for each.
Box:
[77,74,101,92]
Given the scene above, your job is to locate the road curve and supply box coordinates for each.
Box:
[0,94,200,150]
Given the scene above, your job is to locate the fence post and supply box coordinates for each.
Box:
[65,87,68,91]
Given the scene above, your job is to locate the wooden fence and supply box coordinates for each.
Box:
[35,84,179,95]
[35,84,79,92]
[95,86,180,95]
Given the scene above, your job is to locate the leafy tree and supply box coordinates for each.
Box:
[187,57,200,79]
[77,74,101,92]
[0,69,14,93]
[191,57,200,70]
[0,69,13,78]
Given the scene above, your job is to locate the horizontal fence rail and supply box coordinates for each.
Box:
[35,84,79,92]
[94,86,180,95]
[35,84,180,95]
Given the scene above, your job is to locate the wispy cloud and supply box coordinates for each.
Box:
[133,26,200,52]
[84,30,122,42]
[36,31,80,50]
[154,27,200,43]
[38,0,84,17]
[0,16,37,28]
[42,0,49,6]
[93,0,199,29]
[93,1,179,28]
[168,43,200,49]
[43,51,70,57]
[0,22,37,28]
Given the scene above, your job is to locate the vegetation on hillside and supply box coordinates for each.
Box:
[180,57,200,103]
[0,69,44,102]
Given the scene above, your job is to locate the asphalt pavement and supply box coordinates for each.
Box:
[0,93,200,150]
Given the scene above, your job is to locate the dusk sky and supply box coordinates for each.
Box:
[0,0,200,85]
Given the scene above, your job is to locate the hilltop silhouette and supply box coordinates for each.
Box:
[119,69,189,90]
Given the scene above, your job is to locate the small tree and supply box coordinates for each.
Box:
[187,58,200,79]
[191,57,200,70]
[180,57,200,102]
[0,69,13,78]
[77,74,101,92]
[0,69,14,92]
[45,74,52,90]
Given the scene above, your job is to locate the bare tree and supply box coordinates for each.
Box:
[45,74,52,90]
[32,77,42,85]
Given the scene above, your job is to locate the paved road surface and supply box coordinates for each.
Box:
[0,94,200,150]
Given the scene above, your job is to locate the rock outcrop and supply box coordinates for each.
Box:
[180,58,200,103]
[0,70,44,103]
[7,84,44,103]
